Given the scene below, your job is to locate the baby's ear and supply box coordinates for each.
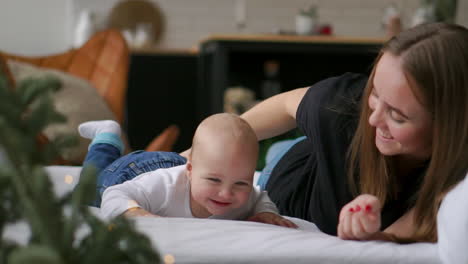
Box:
[185,162,193,180]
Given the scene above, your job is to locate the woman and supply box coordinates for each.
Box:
[241,22,468,243]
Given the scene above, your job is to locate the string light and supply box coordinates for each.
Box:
[164,254,175,264]
[64,174,74,184]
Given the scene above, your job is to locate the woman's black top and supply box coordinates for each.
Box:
[265,73,419,235]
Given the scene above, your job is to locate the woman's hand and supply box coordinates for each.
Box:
[247,212,298,228]
[337,194,382,240]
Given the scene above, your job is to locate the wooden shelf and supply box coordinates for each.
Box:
[200,34,387,45]
[130,47,198,55]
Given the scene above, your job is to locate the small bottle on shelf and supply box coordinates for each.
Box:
[260,60,281,99]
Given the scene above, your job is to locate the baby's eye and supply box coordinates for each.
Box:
[235,182,249,186]
[207,178,221,183]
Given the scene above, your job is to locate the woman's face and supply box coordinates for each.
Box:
[368,52,433,162]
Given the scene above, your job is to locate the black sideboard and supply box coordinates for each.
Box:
[198,34,385,121]
[125,35,385,152]
[125,49,198,152]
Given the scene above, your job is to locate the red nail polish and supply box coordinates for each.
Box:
[355,205,361,212]
[365,205,372,212]
[349,208,355,212]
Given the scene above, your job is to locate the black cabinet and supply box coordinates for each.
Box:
[198,35,384,121]
[125,36,384,153]
[125,51,198,152]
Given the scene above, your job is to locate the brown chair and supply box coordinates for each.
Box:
[0,29,179,163]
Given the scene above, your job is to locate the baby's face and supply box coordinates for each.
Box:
[187,142,256,217]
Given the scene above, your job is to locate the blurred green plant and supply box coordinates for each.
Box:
[423,0,458,22]
[0,73,161,264]
[298,5,317,18]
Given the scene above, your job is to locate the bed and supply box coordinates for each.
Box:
[4,166,441,264]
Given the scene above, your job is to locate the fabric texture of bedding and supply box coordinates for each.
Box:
[437,174,468,264]
[3,166,442,264]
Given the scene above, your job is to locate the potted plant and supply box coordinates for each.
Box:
[296,5,318,35]
[0,72,161,263]
[412,0,458,26]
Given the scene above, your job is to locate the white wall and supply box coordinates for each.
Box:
[73,0,468,49]
[73,0,422,49]
[0,0,74,55]
[0,0,466,54]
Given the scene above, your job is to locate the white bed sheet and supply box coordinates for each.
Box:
[4,166,442,264]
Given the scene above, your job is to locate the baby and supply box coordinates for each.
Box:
[79,114,296,228]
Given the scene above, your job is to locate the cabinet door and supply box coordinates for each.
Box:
[126,53,198,152]
[199,39,380,117]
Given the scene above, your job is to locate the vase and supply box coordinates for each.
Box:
[295,14,316,35]
[73,9,96,48]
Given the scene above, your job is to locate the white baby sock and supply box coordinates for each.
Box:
[78,120,121,139]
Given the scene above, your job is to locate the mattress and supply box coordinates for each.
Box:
[3,166,441,264]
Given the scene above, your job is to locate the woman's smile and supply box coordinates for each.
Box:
[377,128,393,141]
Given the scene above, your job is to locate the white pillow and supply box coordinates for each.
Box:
[7,60,118,164]
[437,173,468,264]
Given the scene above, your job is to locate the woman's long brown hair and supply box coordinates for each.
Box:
[347,23,468,243]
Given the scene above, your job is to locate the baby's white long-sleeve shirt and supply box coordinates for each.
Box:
[101,165,278,219]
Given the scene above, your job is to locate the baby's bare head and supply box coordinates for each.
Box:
[190,113,258,174]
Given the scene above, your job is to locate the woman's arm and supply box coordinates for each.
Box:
[365,210,415,242]
[241,87,308,140]
[382,208,415,238]
[179,87,308,157]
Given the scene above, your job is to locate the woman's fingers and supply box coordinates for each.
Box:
[351,208,368,239]
[360,211,380,234]
[339,202,381,240]
[339,206,354,239]
[359,195,382,212]
[338,194,383,240]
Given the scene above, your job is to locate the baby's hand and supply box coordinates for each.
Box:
[337,194,381,240]
[123,207,160,218]
[247,212,298,228]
